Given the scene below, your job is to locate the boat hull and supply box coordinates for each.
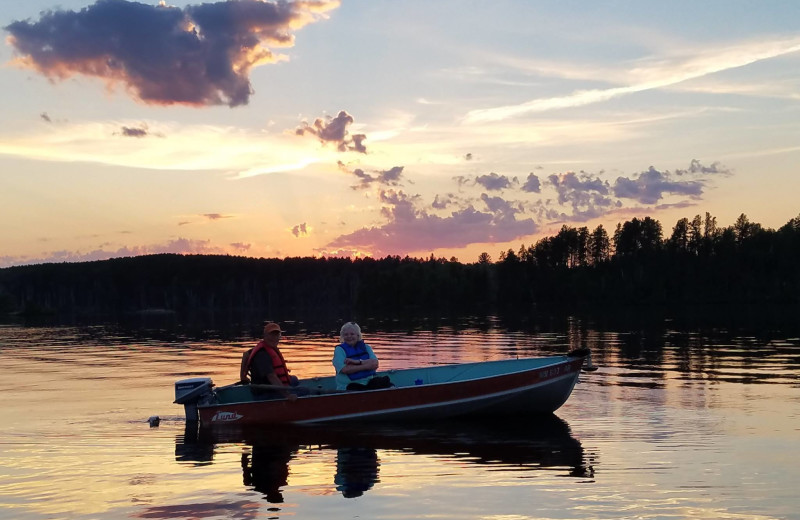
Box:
[197,355,586,426]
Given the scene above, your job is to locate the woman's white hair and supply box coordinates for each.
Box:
[339,321,362,343]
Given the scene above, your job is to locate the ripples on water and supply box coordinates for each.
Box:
[0,314,798,520]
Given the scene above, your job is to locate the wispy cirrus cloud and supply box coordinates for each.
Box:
[0,120,334,177]
[465,37,800,123]
[5,0,340,107]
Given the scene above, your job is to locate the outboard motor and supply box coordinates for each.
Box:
[174,377,214,421]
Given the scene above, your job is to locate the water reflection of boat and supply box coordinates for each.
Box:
[241,445,293,503]
[176,414,592,501]
[334,446,380,498]
[175,350,595,426]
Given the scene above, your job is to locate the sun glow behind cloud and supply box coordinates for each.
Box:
[0,121,343,176]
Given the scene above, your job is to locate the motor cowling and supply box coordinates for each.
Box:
[174,377,213,421]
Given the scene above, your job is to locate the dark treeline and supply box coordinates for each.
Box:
[494,212,800,308]
[0,253,490,318]
[1,212,799,318]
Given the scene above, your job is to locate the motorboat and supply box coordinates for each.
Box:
[174,348,596,426]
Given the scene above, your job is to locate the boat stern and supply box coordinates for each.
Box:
[174,377,214,421]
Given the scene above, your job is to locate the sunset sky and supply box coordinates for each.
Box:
[2,0,799,267]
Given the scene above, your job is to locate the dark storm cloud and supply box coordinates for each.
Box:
[296,110,367,153]
[613,166,703,204]
[521,172,541,193]
[4,0,338,107]
[325,189,537,256]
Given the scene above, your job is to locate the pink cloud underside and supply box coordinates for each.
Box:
[0,238,226,268]
[327,205,536,257]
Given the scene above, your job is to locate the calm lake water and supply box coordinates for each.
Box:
[1,313,798,520]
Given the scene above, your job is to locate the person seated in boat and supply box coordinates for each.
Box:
[241,322,301,397]
[332,321,392,391]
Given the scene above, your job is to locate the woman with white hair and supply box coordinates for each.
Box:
[332,322,390,390]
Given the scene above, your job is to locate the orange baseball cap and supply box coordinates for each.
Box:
[264,322,283,334]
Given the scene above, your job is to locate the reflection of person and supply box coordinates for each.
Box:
[334,446,380,498]
[241,445,294,503]
[332,322,390,391]
[240,322,298,387]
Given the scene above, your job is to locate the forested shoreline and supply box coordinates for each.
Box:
[1,212,798,318]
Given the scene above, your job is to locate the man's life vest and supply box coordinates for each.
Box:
[337,340,375,381]
[240,340,291,385]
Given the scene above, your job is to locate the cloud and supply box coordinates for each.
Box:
[521,173,541,193]
[480,193,521,217]
[454,173,518,192]
[325,189,536,256]
[548,171,616,219]
[120,126,148,138]
[202,213,233,221]
[40,112,51,123]
[0,237,227,268]
[613,166,704,204]
[296,110,367,153]
[229,242,251,251]
[464,37,800,122]
[432,193,454,209]
[291,223,308,237]
[464,153,473,161]
[475,172,516,191]
[540,159,727,221]
[0,119,330,177]
[676,159,732,176]
[453,175,471,190]
[338,162,404,189]
[5,0,339,107]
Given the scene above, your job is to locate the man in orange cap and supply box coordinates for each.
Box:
[240,322,298,387]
